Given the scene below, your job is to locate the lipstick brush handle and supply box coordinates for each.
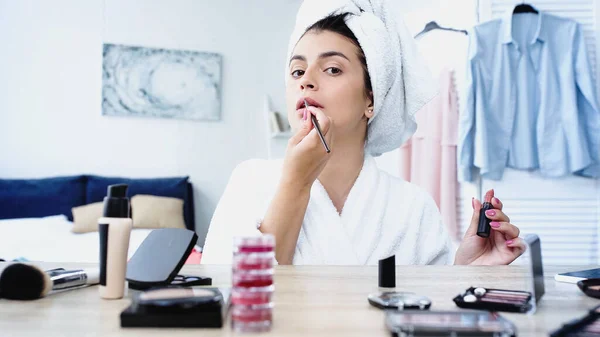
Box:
[310,114,330,153]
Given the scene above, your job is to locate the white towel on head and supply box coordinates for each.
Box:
[286,0,438,156]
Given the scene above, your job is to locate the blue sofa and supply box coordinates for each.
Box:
[0,175,195,231]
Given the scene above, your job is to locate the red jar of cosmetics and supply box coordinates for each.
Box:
[231,304,274,332]
[233,252,275,270]
[231,285,274,305]
[232,269,274,288]
[231,235,275,333]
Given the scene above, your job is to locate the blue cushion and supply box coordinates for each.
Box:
[85,175,193,230]
[0,176,86,221]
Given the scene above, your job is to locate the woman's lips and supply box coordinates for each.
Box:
[296,97,323,110]
[295,98,323,120]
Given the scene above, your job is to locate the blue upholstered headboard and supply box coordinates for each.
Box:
[0,175,195,231]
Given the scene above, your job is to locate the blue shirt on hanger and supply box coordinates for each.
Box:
[458,8,600,182]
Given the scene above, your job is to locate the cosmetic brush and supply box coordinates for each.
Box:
[304,99,331,153]
[0,263,99,300]
[477,190,495,238]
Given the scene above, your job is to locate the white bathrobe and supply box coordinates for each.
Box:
[202,155,456,265]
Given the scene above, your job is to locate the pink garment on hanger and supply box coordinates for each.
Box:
[399,68,459,240]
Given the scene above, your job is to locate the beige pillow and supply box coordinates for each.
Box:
[131,194,186,229]
[71,202,104,233]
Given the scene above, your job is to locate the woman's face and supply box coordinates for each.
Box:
[286,30,373,137]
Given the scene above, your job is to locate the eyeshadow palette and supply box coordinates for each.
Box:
[551,305,600,337]
[454,234,545,314]
[453,287,533,313]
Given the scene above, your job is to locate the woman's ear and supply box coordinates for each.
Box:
[365,91,374,119]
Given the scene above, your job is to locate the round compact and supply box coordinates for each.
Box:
[368,291,432,310]
[577,278,600,299]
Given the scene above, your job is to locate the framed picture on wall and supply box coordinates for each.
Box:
[102,43,222,121]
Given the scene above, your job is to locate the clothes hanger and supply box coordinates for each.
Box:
[513,2,538,14]
[414,21,468,39]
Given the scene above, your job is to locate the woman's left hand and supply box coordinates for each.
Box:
[454,189,526,265]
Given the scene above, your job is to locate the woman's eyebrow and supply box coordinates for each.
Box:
[318,51,350,61]
[289,54,306,65]
[289,51,350,65]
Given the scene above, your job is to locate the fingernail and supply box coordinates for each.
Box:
[303,110,307,121]
[506,240,514,245]
[490,222,500,228]
[493,197,500,204]
[485,210,496,216]
[471,197,475,209]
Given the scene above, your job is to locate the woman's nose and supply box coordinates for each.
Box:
[299,70,318,91]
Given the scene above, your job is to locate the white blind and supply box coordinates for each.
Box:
[458,0,600,266]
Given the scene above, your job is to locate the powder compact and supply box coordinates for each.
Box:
[368,292,432,310]
[120,287,231,328]
[551,305,600,336]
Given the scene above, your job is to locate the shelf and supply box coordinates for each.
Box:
[271,131,293,139]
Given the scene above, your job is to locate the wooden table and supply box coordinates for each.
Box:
[0,263,597,336]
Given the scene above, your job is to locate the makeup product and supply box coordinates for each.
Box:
[578,278,600,299]
[0,263,99,300]
[126,228,200,290]
[453,287,532,313]
[454,234,545,314]
[232,269,274,288]
[368,255,432,311]
[99,184,133,300]
[304,99,331,153]
[368,292,431,310]
[231,235,275,333]
[231,303,273,332]
[120,287,231,328]
[477,190,495,238]
[385,310,517,337]
[231,285,273,305]
[378,255,395,289]
[233,252,274,270]
[550,305,600,337]
[233,236,275,254]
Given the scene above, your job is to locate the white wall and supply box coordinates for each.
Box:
[0,0,302,246]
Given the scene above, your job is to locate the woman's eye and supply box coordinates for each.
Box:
[291,69,305,78]
[325,67,342,75]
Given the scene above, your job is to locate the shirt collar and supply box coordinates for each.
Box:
[501,5,545,45]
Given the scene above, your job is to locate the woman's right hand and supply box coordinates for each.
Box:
[281,106,334,191]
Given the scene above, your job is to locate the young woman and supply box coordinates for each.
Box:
[202,3,525,266]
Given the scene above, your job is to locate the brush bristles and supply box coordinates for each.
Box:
[0,263,52,300]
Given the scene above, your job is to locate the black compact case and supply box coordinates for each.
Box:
[126,228,209,290]
[120,287,231,328]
